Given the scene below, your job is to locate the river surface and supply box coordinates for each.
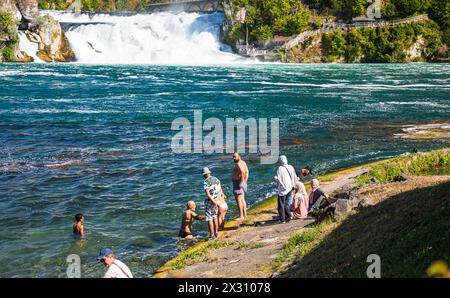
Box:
[0,63,449,277]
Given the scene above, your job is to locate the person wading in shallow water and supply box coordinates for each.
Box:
[232,153,249,221]
[72,213,85,238]
[179,200,205,239]
[97,248,133,278]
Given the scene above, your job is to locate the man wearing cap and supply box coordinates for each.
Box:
[202,167,222,240]
[97,248,133,278]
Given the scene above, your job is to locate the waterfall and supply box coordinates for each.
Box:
[41,10,246,65]
[18,32,44,63]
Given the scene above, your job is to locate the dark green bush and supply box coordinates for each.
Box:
[321,20,443,62]
[0,11,19,62]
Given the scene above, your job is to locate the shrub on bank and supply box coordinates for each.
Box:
[321,20,444,62]
[357,149,450,185]
[0,12,19,62]
[226,0,311,42]
[37,0,160,12]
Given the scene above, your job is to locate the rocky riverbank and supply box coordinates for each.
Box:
[0,0,74,62]
[221,0,449,63]
[153,149,450,278]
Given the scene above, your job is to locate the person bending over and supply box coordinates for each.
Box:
[179,200,205,239]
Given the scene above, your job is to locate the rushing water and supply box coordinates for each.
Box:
[0,63,449,277]
[20,11,245,64]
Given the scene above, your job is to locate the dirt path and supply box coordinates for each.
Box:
[154,166,370,278]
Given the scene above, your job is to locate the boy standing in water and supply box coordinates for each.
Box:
[73,213,85,237]
[179,201,205,239]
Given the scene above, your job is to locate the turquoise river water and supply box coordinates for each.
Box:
[0,63,449,277]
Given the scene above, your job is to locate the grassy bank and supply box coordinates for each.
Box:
[153,148,450,278]
[357,149,450,185]
[280,179,450,277]
[276,148,450,277]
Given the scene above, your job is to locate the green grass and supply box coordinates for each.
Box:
[154,148,449,277]
[281,180,450,277]
[235,241,267,250]
[272,220,333,269]
[169,239,268,271]
[170,240,237,271]
[357,149,450,185]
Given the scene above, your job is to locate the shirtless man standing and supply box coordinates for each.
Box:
[179,201,205,239]
[232,153,249,220]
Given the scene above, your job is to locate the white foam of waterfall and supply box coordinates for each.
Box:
[18,32,44,63]
[42,10,247,65]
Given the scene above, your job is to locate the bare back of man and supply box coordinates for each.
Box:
[179,201,204,239]
[180,210,195,237]
[232,153,249,220]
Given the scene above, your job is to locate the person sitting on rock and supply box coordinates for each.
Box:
[308,179,328,212]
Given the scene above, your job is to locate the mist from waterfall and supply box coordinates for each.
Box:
[43,10,246,64]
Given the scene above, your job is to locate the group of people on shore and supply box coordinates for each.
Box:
[179,152,249,240]
[179,153,328,241]
[274,155,328,223]
[71,152,327,278]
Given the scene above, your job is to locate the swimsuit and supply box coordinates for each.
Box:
[178,230,192,238]
[232,179,247,195]
[219,201,228,210]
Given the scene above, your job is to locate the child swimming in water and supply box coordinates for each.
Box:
[179,201,205,239]
[73,213,85,237]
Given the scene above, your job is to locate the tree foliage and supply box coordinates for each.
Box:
[228,0,311,42]
[37,0,158,12]
[321,20,443,62]
[0,11,19,62]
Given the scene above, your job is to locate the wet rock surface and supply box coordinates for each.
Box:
[0,0,74,62]
[28,15,75,62]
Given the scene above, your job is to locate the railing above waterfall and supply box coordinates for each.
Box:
[147,0,224,13]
